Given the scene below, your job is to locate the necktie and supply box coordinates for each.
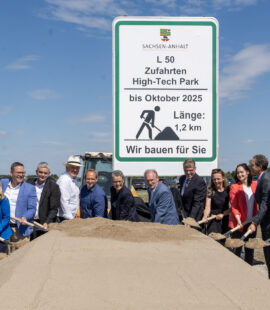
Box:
[185,178,190,188]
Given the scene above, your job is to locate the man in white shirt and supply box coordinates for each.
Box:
[57,156,82,221]
[0,162,37,246]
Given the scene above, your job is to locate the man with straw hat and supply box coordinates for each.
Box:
[56,155,83,222]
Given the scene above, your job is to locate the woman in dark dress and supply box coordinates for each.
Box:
[202,169,231,234]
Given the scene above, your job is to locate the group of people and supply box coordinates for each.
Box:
[0,154,270,279]
[178,155,270,279]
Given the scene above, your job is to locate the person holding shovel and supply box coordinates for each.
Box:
[249,154,270,278]
[0,183,12,253]
[110,170,138,222]
[0,162,37,246]
[228,163,258,265]
[202,169,231,234]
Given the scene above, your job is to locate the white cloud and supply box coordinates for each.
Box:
[41,141,65,145]
[40,0,259,33]
[0,130,7,136]
[28,89,60,100]
[90,131,111,138]
[220,44,270,101]
[89,131,112,143]
[244,139,254,144]
[68,113,106,124]
[212,0,258,10]
[43,0,128,31]
[0,106,12,116]
[5,55,39,70]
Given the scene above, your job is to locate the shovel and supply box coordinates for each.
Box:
[209,218,253,241]
[197,215,217,225]
[0,236,10,245]
[240,228,253,241]
[224,218,253,238]
[185,213,224,228]
[11,216,48,232]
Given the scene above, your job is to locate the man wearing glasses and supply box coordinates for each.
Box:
[0,162,37,247]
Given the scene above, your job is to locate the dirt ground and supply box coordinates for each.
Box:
[254,226,265,263]
[0,218,270,310]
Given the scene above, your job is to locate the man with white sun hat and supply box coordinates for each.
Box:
[56,155,83,222]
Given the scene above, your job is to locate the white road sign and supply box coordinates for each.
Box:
[113,17,219,176]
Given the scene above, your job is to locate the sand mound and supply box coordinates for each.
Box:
[225,238,244,248]
[208,232,225,240]
[0,253,6,260]
[1,219,270,309]
[49,217,196,243]
[182,217,200,228]
[245,238,269,249]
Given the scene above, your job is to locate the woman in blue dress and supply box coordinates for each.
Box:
[0,182,12,253]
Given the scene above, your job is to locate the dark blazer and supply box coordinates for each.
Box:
[147,182,180,225]
[179,173,207,221]
[28,178,61,224]
[110,185,138,222]
[253,171,270,231]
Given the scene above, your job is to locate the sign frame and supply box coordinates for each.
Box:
[113,16,219,176]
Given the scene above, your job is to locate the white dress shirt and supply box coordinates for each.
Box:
[243,185,254,221]
[4,182,20,223]
[57,172,80,219]
[34,180,45,219]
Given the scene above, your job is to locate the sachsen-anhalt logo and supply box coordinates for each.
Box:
[160,29,171,42]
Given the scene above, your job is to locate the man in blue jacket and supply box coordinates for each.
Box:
[0,162,36,245]
[144,169,180,225]
[80,169,107,218]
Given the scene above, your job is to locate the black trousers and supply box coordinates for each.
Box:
[30,219,48,241]
[261,225,270,279]
[231,227,256,266]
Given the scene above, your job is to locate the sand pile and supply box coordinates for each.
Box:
[225,237,244,248]
[208,232,225,240]
[1,218,270,310]
[182,217,200,228]
[0,253,6,260]
[49,217,197,243]
[245,238,269,249]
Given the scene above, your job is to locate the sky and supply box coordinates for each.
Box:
[1,0,270,176]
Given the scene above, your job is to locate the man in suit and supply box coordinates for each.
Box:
[28,162,61,237]
[0,162,36,245]
[110,170,138,221]
[249,154,270,278]
[179,158,207,222]
[144,169,180,225]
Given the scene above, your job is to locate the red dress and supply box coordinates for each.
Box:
[228,181,258,231]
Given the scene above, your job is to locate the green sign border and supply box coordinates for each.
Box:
[114,20,217,162]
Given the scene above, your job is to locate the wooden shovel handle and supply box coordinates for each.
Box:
[240,228,253,241]
[198,215,217,225]
[33,221,48,231]
[0,236,7,244]
[224,218,253,237]
[10,216,34,227]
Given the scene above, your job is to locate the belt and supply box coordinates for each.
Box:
[10,223,17,228]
